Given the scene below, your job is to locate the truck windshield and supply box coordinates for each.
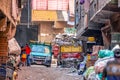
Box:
[31,45,50,54]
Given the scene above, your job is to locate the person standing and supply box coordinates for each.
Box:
[25,44,31,66]
[21,52,27,66]
[102,48,120,80]
[18,46,26,67]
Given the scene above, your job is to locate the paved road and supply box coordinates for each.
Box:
[18,65,83,80]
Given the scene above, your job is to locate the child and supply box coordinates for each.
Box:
[21,53,27,66]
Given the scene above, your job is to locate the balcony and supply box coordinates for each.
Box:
[88,0,119,23]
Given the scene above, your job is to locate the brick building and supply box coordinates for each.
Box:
[0,0,22,65]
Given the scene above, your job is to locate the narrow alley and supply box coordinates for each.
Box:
[0,0,120,80]
[18,65,82,80]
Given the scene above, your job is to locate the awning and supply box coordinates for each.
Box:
[57,11,68,21]
[77,21,104,37]
[81,29,101,37]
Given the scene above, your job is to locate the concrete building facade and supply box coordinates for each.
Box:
[75,0,120,49]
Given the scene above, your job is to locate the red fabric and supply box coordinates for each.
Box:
[21,58,26,62]
[61,53,81,59]
[25,46,31,55]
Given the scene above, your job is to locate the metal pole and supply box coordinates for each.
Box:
[27,0,30,28]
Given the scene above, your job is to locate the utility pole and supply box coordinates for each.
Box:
[27,0,30,28]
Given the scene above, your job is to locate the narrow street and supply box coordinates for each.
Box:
[0,0,120,80]
[18,65,82,80]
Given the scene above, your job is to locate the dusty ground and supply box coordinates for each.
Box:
[18,65,83,80]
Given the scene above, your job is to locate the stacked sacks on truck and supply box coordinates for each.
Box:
[59,45,82,68]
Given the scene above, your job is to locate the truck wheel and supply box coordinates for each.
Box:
[46,65,51,67]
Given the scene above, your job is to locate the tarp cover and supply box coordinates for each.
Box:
[8,38,21,55]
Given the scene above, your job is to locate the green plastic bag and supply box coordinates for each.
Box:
[84,66,94,78]
[98,50,114,58]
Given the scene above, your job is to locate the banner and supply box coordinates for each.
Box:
[32,10,57,21]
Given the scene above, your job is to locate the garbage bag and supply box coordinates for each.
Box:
[8,38,21,55]
[112,44,120,51]
[84,66,94,79]
[94,57,114,73]
[98,50,114,58]
[97,73,107,80]
[98,73,102,80]
[87,71,100,80]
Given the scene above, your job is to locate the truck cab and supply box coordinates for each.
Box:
[30,42,52,67]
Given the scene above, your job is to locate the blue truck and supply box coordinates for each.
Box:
[30,42,52,67]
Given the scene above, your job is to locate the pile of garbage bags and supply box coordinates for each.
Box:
[0,38,21,80]
[94,50,114,73]
[83,47,117,80]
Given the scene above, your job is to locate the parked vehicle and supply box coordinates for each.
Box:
[57,45,83,68]
[30,42,52,67]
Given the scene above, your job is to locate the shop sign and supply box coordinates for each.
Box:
[32,10,57,21]
[61,46,82,53]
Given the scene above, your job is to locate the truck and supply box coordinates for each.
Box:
[57,45,83,68]
[30,42,52,67]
